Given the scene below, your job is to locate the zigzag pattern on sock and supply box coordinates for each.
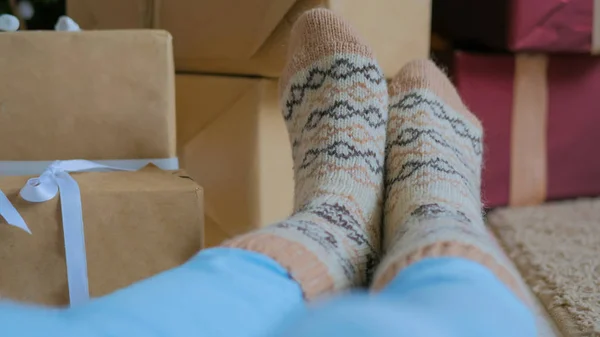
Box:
[383,89,483,235]
[372,60,525,302]
[225,9,388,299]
[284,58,385,120]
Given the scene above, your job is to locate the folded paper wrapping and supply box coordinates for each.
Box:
[488,198,600,336]
[0,167,203,306]
[67,0,431,77]
[176,75,293,247]
[433,0,600,54]
[1,159,181,305]
[449,52,600,207]
[66,0,297,60]
[0,30,176,161]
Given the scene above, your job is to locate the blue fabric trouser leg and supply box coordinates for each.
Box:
[0,248,305,337]
[0,249,536,337]
[266,257,537,337]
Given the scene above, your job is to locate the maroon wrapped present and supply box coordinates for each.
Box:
[433,0,600,54]
[448,52,600,207]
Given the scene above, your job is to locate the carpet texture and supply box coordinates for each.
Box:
[489,198,600,336]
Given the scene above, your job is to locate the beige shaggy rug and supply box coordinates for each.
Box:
[489,198,600,337]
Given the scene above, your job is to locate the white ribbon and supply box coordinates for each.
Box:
[0,158,179,176]
[0,191,30,234]
[0,158,179,306]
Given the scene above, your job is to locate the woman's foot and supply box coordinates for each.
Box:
[225,8,388,299]
[372,60,523,300]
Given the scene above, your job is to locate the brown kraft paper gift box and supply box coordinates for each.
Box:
[67,0,431,78]
[0,167,204,306]
[0,30,176,162]
[176,74,293,247]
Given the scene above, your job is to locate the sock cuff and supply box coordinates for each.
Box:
[371,241,529,304]
[223,233,336,299]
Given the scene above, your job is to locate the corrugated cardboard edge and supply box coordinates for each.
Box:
[256,80,294,226]
[593,0,600,54]
[170,169,205,249]
[180,78,293,240]
[150,0,296,59]
[181,83,264,237]
[122,29,177,158]
[509,54,548,207]
[162,30,177,158]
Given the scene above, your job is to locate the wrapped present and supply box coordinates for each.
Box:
[0,165,203,306]
[176,74,293,247]
[66,0,296,60]
[67,0,431,77]
[433,0,600,54]
[448,52,600,207]
[0,30,176,165]
[488,198,600,336]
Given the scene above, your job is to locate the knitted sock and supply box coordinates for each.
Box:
[224,9,388,299]
[371,60,524,300]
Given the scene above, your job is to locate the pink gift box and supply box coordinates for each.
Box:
[433,0,599,53]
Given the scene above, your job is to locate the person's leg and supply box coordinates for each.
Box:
[371,59,535,335]
[0,248,304,337]
[223,7,388,299]
[0,8,388,337]
[264,258,535,337]
[372,58,526,296]
[263,60,537,337]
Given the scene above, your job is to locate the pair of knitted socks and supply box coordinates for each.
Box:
[225,9,523,300]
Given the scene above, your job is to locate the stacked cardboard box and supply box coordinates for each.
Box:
[0,31,204,305]
[176,76,293,242]
[68,0,433,246]
[68,0,431,77]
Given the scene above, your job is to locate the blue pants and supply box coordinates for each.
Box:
[0,248,535,337]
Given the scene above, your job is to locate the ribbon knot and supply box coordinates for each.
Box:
[48,161,63,174]
[21,161,70,203]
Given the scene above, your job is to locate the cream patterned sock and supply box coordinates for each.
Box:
[371,60,524,299]
[224,9,388,299]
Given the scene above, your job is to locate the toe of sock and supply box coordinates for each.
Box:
[389,59,479,125]
[390,60,456,101]
[280,8,376,93]
[289,8,365,51]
